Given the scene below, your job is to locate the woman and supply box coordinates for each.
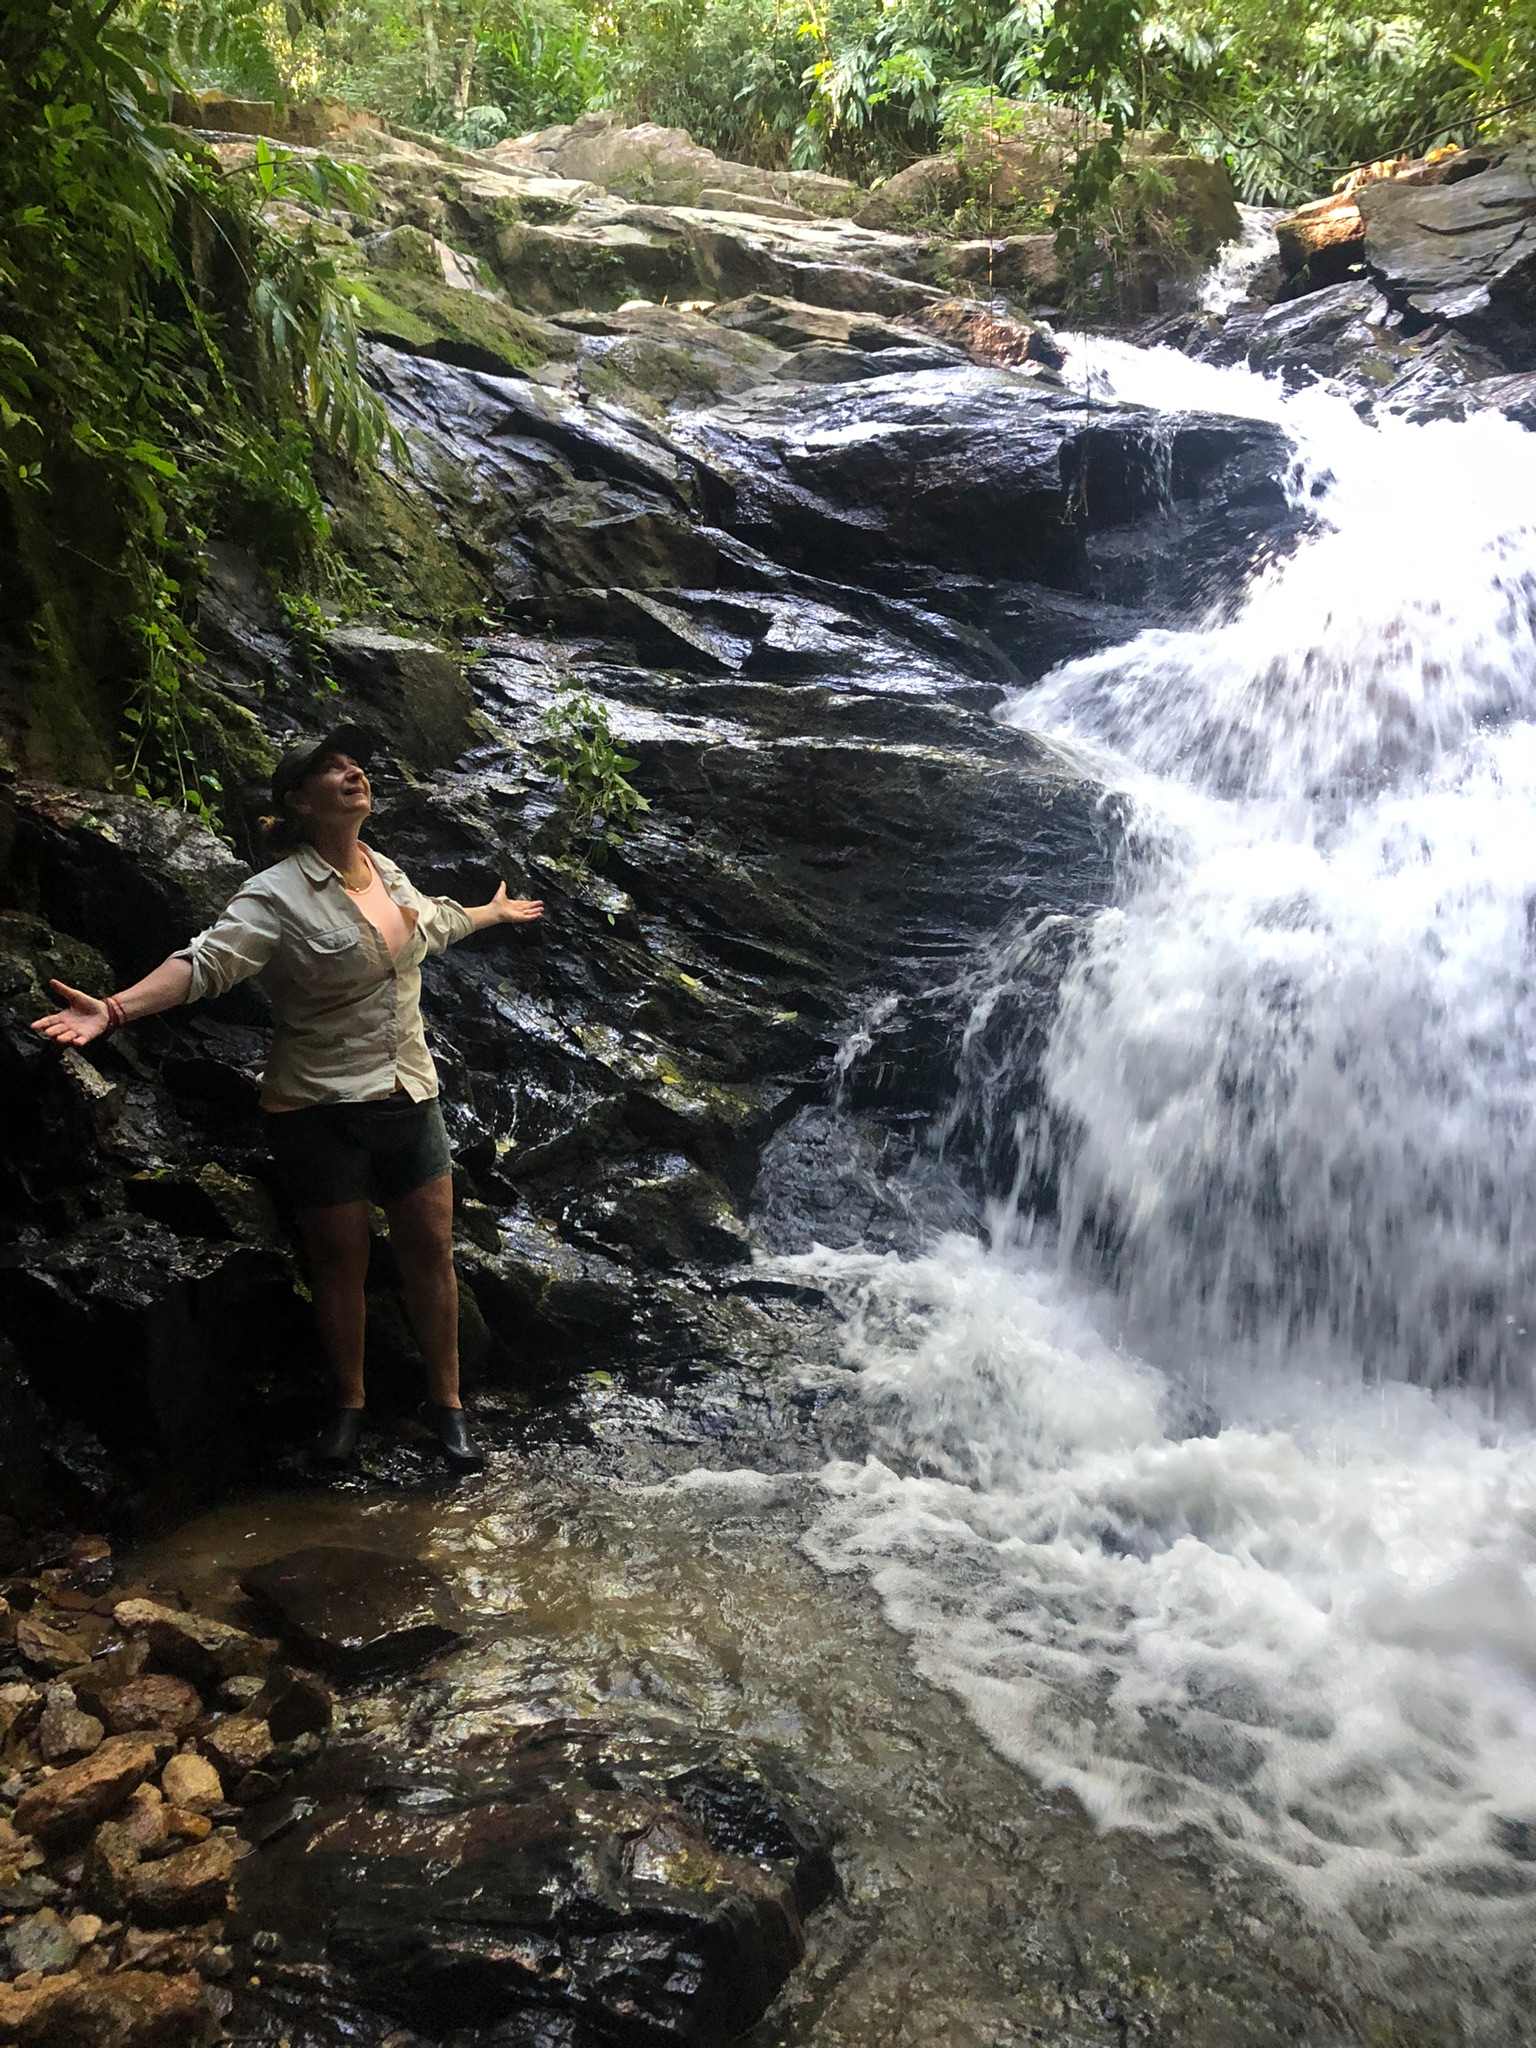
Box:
[30,725,543,1473]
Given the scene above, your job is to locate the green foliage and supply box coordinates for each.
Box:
[0,0,401,830]
[540,684,650,857]
[128,0,1536,208]
[276,589,340,691]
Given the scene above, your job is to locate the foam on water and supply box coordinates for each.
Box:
[784,313,1536,1972]
[797,1237,1536,1981]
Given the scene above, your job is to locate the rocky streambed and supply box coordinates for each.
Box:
[6,104,1536,2048]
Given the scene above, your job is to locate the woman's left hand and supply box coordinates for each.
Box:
[491,884,544,924]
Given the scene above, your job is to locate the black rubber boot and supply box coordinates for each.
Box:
[311,1407,364,1469]
[431,1404,485,1472]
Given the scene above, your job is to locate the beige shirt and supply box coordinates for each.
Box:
[173,842,474,1109]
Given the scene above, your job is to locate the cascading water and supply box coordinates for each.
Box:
[785,329,1536,2002]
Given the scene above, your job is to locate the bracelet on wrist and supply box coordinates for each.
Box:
[103,996,128,1035]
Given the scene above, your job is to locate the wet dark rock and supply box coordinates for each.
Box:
[672,368,1292,600]
[753,1106,977,1258]
[6,788,246,984]
[253,1668,335,1744]
[1215,278,1511,417]
[0,1218,305,1515]
[323,626,475,771]
[232,1719,833,2046]
[1400,366,1536,429]
[1359,143,1536,369]
[1218,279,1393,385]
[240,1546,465,1678]
[563,1153,750,1270]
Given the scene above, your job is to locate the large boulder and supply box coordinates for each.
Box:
[1274,145,1479,299]
[0,1218,303,1512]
[231,1720,835,2045]
[492,111,859,220]
[1358,141,1536,368]
[671,367,1292,595]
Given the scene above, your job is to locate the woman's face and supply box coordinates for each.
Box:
[293,751,372,826]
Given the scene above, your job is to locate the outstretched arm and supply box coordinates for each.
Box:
[462,884,544,935]
[31,956,194,1049]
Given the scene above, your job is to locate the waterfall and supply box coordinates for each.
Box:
[783,329,1536,1985]
[1198,204,1282,317]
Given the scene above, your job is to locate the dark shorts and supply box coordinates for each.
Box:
[265,1096,452,1210]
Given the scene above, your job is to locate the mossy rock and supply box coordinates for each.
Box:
[319,445,485,636]
[341,259,557,378]
[200,691,278,793]
[574,327,781,417]
[490,220,697,316]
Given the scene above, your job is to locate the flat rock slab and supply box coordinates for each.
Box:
[239,1545,465,1678]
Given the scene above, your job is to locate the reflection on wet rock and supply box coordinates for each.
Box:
[233,1719,834,2046]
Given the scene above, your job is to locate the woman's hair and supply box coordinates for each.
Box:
[257,808,309,859]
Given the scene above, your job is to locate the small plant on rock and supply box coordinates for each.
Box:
[540,682,649,859]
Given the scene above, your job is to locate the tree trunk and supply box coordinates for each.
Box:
[419,1,440,105]
[449,33,477,119]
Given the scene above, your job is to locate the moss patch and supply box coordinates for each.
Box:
[320,448,485,635]
[341,264,556,378]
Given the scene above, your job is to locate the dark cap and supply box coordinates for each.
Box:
[271,725,376,814]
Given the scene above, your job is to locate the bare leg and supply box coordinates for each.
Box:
[385,1172,460,1408]
[298,1200,372,1408]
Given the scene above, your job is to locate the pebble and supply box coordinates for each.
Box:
[160,1753,222,1813]
[3,1906,82,1976]
[37,1684,105,1766]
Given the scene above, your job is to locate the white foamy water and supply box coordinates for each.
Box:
[783,325,1536,1982]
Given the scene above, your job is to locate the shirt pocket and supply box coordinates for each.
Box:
[299,923,376,991]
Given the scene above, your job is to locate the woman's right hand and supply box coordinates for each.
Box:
[31,980,112,1049]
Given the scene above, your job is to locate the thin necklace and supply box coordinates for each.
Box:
[334,850,371,893]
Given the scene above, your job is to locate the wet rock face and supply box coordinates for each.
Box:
[239,1545,465,1677]
[233,1720,835,2046]
[1359,144,1536,369]
[0,105,1308,1523]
